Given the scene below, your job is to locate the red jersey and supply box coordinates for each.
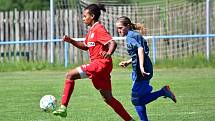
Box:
[84,22,113,62]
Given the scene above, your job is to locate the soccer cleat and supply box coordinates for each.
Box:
[53,105,67,117]
[162,85,177,103]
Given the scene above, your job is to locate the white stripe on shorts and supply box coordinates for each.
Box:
[76,67,88,79]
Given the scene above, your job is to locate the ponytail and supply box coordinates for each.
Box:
[97,4,106,12]
[133,23,147,35]
[116,16,147,35]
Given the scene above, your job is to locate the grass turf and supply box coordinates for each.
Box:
[0,68,214,121]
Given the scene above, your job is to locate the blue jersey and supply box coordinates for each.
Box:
[126,30,153,82]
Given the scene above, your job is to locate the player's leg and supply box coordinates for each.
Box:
[134,105,148,121]
[91,61,134,120]
[131,93,149,121]
[131,81,161,120]
[132,80,160,105]
[99,90,134,121]
[138,90,165,105]
[132,92,162,121]
[138,85,177,104]
[53,66,87,117]
[132,86,176,106]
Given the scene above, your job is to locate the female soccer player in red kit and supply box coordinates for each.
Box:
[53,4,134,121]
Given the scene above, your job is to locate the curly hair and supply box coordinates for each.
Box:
[85,4,106,21]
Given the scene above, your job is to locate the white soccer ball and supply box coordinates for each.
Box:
[40,95,57,112]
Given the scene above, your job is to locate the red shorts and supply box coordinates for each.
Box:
[80,59,112,90]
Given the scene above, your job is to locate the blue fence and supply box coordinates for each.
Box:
[1,34,215,67]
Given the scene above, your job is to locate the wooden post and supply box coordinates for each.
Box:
[5,12,9,61]
[15,9,20,61]
[38,10,42,61]
[42,10,47,61]
[0,12,4,62]
[74,9,78,63]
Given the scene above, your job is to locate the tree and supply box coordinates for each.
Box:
[0,0,50,11]
[187,0,204,3]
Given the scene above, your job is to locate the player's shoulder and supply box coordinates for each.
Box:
[93,24,109,35]
[133,30,143,38]
[93,22,105,30]
[127,30,143,40]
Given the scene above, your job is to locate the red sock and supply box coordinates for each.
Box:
[105,97,132,121]
[61,79,75,107]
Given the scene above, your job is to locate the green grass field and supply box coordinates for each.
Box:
[0,68,215,121]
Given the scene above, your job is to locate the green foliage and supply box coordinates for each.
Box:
[0,0,206,11]
[56,0,79,9]
[113,54,215,69]
[0,61,65,72]
[133,0,204,4]
[92,0,133,4]
[0,0,79,11]
[186,0,204,3]
[0,54,214,72]
[155,54,215,68]
[0,0,50,11]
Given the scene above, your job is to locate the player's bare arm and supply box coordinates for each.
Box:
[100,40,117,58]
[107,40,117,55]
[63,35,88,50]
[138,47,150,76]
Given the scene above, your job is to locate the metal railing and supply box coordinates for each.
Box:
[1,34,215,67]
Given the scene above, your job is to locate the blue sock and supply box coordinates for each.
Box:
[135,105,148,121]
[140,89,164,105]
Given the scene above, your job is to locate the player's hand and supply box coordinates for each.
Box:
[140,67,150,77]
[63,35,72,43]
[142,71,150,77]
[99,51,111,58]
[119,61,129,68]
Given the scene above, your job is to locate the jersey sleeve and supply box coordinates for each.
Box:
[136,34,144,48]
[136,34,150,55]
[94,27,112,45]
[128,36,142,49]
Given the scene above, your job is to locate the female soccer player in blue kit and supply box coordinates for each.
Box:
[116,16,177,121]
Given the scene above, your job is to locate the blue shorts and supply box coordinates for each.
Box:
[131,71,153,97]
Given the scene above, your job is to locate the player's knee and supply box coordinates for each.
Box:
[65,72,72,79]
[65,72,76,80]
[100,90,114,103]
[131,97,140,106]
[103,96,114,103]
